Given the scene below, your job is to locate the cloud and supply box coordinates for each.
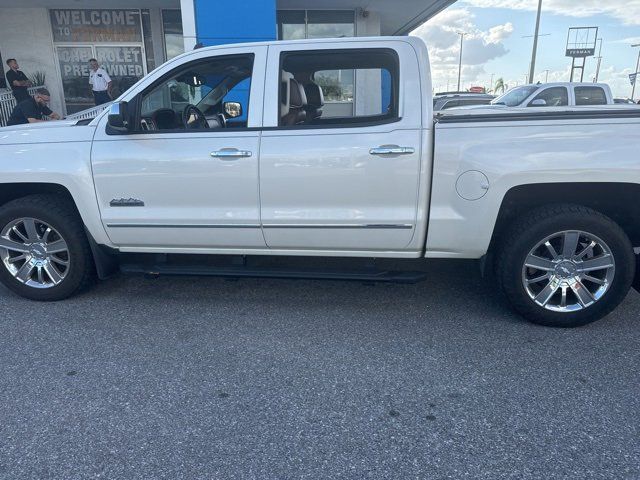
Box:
[462,0,640,26]
[411,8,514,90]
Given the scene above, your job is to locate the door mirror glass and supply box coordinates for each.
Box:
[529,99,547,107]
[107,101,130,133]
[224,101,242,118]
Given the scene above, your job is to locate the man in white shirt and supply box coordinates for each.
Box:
[88,58,112,106]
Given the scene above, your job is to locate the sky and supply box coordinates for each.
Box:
[410,0,640,98]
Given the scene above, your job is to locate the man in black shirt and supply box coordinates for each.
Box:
[5,58,32,103]
[7,88,60,126]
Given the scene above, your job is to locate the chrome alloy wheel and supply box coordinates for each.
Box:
[522,230,615,312]
[0,218,70,289]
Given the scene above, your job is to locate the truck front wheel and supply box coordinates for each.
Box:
[0,194,95,301]
[496,204,635,327]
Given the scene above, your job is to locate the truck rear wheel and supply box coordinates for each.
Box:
[0,194,95,301]
[496,204,635,327]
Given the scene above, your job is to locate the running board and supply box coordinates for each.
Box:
[119,263,428,284]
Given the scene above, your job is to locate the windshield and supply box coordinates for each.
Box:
[492,86,538,106]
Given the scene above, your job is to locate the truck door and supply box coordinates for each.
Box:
[91,46,267,250]
[259,41,423,251]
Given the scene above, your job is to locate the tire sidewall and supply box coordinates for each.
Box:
[0,201,89,301]
[501,211,635,327]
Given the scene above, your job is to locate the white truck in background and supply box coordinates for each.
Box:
[1,36,639,328]
[491,82,614,107]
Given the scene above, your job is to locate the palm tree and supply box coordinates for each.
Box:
[494,78,506,94]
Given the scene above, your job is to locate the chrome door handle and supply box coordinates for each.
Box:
[210,148,252,159]
[369,145,415,155]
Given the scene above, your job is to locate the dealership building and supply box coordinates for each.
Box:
[0,0,453,116]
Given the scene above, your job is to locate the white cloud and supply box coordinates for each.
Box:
[462,0,640,26]
[411,8,514,91]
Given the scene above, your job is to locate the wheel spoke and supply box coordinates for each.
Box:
[577,240,596,259]
[571,280,596,307]
[534,281,559,306]
[582,274,605,285]
[22,219,39,241]
[526,272,550,284]
[562,231,580,258]
[50,256,69,266]
[45,240,67,255]
[7,254,27,264]
[42,227,52,243]
[578,255,614,272]
[544,241,559,260]
[15,261,35,282]
[43,263,63,285]
[525,254,555,271]
[560,285,568,308]
[0,237,29,253]
[11,226,28,242]
[37,266,44,284]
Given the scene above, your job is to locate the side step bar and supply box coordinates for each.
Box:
[120,263,428,284]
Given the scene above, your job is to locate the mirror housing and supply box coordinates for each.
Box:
[529,98,547,107]
[224,101,242,118]
[107,101,130,134]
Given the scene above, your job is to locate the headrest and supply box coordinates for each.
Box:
[289,78,307,109]
[303,83,324,108]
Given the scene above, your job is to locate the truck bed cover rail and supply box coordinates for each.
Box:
[436,108,640,124]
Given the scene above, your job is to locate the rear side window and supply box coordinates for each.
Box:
[529,87,568,107]
[278,48,399,127]
[574,87,607,106]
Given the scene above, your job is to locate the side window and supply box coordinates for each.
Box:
[278,48,399,127]
[529,87,568,107]
[441,100,460,110]
[575,87,607,106]
[138,54,253,131]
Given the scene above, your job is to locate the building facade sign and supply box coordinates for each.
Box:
[50,9,142,43]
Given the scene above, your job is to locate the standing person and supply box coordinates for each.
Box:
[88,58,112,106]
[6,88,60,126]
[5,58,32,103]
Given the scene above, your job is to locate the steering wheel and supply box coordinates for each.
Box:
[182,104,208,130]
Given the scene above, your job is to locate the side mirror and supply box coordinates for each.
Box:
[223,101,242,118]
[529,99,547,107]
[107,101,130,133]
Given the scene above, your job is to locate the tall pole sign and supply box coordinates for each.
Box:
[457,32,465,92]
[528,0,543,84]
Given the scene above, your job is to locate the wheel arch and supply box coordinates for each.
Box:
[489,183,640,251]
[0,183,118,279]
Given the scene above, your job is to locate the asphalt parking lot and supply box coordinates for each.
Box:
[0,260,639,480]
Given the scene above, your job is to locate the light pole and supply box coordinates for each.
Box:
[542,69,550,83]
[632,44,640,101]
[594,38,603,82]
[457,32,465,92]
[490,73,495,92]
[528,0,543,83]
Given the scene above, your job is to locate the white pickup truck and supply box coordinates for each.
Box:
[1,36,639,328]
[491,82,614,107]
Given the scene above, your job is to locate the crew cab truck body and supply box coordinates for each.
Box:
[1,36,639,328]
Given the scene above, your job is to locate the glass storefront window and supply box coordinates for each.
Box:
[162,10,184,61]
[277,11,306,40]
[277,10,355,40]
[306,11,355,39]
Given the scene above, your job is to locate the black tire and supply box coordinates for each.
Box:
[496,204,635,328]
[0,194,95,301]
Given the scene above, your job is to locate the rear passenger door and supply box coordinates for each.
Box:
[259,41,423,252]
